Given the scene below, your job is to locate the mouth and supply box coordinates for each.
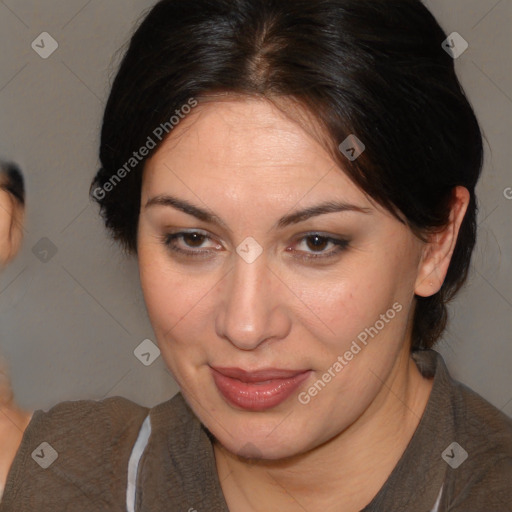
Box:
[210,366,312,411]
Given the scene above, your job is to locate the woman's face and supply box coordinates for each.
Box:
[137,97,426,459]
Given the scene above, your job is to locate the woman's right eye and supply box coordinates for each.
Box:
[161,231,223,259]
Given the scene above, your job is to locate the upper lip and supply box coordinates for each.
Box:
[211,366,310,382]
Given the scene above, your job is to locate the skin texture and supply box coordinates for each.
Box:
[137,96,469,511]
[0,179,32,496]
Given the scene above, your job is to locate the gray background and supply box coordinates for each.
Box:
[0,0,510,416]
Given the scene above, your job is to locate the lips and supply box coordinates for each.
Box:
[213,366,309,382]
[210,366,312,411]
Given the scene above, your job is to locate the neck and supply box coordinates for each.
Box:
[214,348,434,512]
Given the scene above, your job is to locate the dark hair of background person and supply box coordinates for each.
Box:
[90,0,484,350]
[0,162,25,205]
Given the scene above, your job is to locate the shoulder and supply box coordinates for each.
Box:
[21,395,150,457]
[0,396,149,512]
[428,352,512,509]
[447,369,512,459]
[449,380,512,506]
[29,395,149,433]
[414,349,512,449]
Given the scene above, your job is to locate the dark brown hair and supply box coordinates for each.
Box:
[0,161,25,205]
[91,0,484,349]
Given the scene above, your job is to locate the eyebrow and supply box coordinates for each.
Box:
[144,194,372,231]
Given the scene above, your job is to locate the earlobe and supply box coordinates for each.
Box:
[414,186,470,298]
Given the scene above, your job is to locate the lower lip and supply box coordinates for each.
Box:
[211,369,312,411]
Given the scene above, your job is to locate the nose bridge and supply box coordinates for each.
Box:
[216,251,287,350]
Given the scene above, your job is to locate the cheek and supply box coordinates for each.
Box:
[139,249,175,326]
[293,276,367,341]
[137,243,218,354]
[287,253,416,378]
[288,260,400,342]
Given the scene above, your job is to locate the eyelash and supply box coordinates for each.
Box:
[160,231,349,262]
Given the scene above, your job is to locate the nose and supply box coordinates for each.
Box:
[215,251,291,351]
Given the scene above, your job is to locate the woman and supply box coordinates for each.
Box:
[1,0,511,510]
[0,163,32,501]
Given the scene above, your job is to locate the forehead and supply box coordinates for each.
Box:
[142,97,368,206]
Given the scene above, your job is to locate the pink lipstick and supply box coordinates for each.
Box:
[211,366,311,411]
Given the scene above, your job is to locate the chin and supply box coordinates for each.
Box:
[218,434,305,461]
[205,406,315,461]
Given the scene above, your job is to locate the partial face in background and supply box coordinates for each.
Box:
[0,170,24,269]
[137,97,426,459]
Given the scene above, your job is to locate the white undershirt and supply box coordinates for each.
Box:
[126,415,152,512]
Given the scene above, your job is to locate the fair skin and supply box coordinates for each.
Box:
[0,388,30,493]
[137,96,469,511]
[0,179,32,493]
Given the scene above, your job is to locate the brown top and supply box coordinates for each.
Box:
[0,396,149,511]
[1,349,511,511]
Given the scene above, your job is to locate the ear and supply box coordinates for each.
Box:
[414,186,470,297]
[0,176,25,268]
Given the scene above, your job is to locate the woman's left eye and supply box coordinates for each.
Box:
[290,234,349,260]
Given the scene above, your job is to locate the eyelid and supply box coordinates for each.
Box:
[289,233,349,260]
[164,229,223,250]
